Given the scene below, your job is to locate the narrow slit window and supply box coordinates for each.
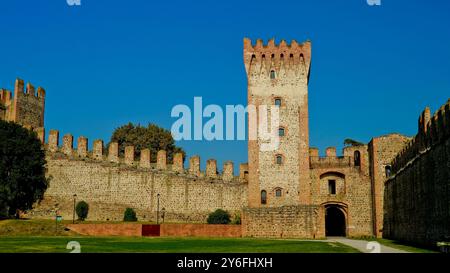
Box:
[261,190,267,204]
[328,180,336,195]
[270,70,276,79]
[354,151,361,167]
[385,165,392,177]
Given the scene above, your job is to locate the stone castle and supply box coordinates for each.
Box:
[1,38,448,241]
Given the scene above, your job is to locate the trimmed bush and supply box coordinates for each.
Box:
[232,213,241,225]
[75,201,89,221]
[207,209,231,224]
[123,208,138,222]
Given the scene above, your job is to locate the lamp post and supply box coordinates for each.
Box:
[72,194,77,224]
[156,193,160,225]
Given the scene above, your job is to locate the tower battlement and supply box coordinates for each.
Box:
[243,38,311,81]
[0,78,46,130]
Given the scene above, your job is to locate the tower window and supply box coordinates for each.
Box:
[274,98,282,107]
[385,165,392,177]
[270,70,276,79]
[276,155,283,165]
[328,180,336,195]
[354,151,361,167]
[275,188,282,197]
[261,190,267,204]
[278,127,285,137]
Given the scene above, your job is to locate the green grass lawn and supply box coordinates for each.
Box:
[371,238,437,253]
[0,236,360,253]
[0,219,359,253]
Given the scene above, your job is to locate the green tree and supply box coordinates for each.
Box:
[123,208,138,222]
[344,138,364,147]
[109,123,185,163]
[207,209,231,224]
[0,120,48,218]
[75,201,89,221]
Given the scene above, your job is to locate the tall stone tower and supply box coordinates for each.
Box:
[0,78,46,141]
[244,38,312,207]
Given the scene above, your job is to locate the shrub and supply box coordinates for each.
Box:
[75,201,89,221]
[207,209,231,224]
[232,213,241,225]
[123,208,138,222]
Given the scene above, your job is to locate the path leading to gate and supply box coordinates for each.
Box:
[326,237,409,253]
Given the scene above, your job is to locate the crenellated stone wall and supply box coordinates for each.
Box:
[31,130,248,223]
[384,100,450,247]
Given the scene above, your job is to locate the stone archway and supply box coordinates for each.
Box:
[325,205,346,237]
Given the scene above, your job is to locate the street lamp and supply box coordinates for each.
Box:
[72,194,77,224]
[156,194,160,225]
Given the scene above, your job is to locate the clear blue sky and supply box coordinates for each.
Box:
[1,0,449,172]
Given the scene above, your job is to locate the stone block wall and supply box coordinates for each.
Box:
[31,130,249,223]
[384,100,450,247]
[368,134,411,237]
[242,205,321,238]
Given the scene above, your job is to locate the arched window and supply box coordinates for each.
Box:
[278,127,285,137]
[276,155,283,165]
[385,165,392,177]
[275,188,282,197]
[270,70,276,79]
[274,98,282,107]
[354,151,361,167]
[261,190,267,204]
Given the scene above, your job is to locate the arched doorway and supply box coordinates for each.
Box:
[325,206,346,237]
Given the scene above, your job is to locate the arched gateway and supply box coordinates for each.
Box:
[324,204,347,237]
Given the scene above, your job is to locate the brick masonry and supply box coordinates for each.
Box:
[67,223,242,237]
[67,223,142,237]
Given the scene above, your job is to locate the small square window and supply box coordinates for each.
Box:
[276,155,283,165]
[279,128,285,137]
[275,189,282,197]
[274,98,282,106]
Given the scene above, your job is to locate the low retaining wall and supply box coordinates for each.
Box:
[160,224,241,237]
[67,223,142,236]
[66,223,242,237]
